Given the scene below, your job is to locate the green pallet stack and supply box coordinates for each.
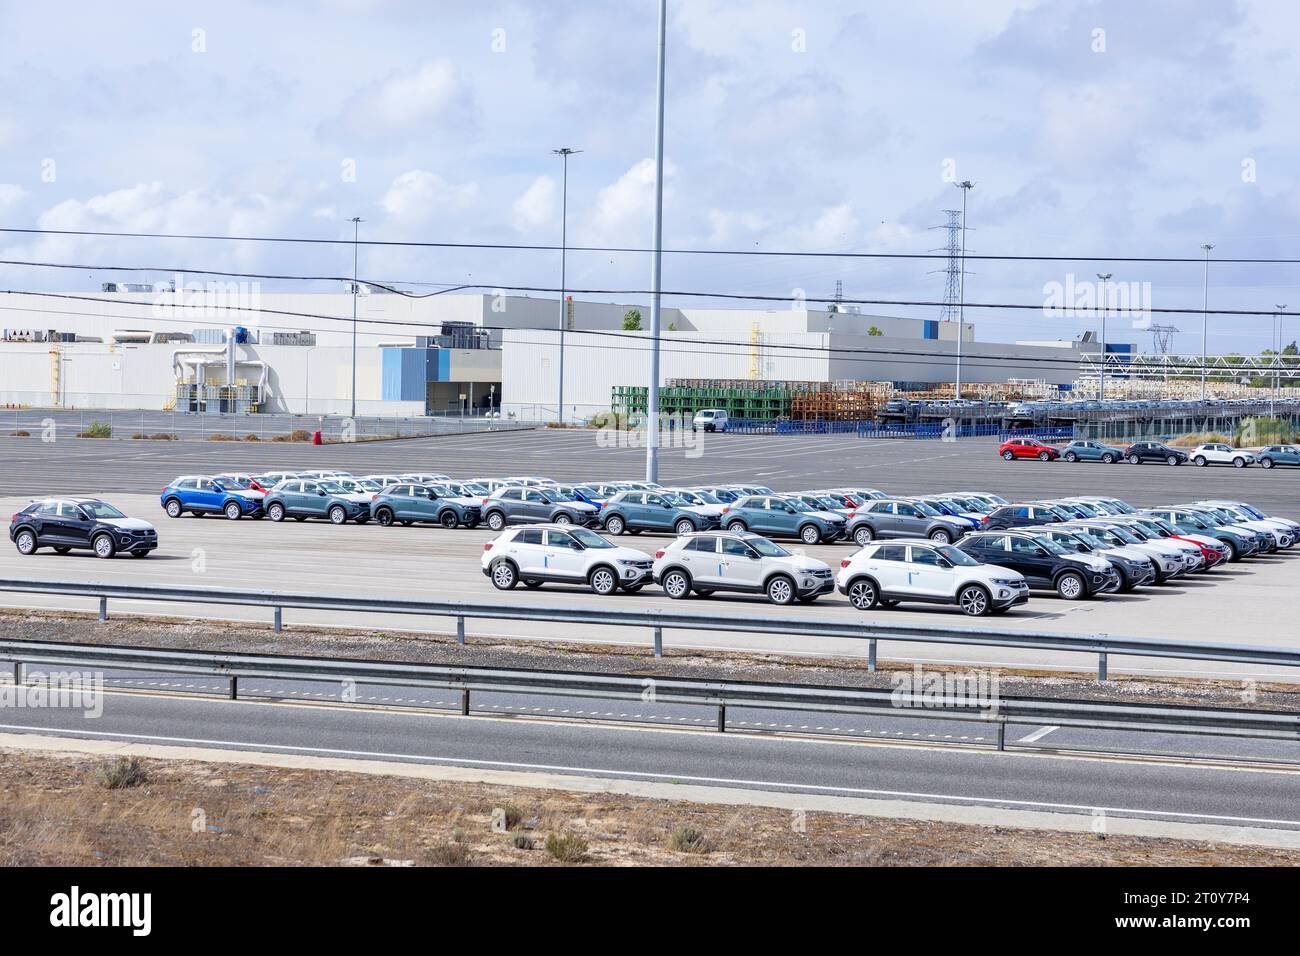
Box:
[612,383,794,422]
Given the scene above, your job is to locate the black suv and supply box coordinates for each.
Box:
[957,529,1117,600]
[1124,441,1187,466]
[10,497,158,559]
[982,503,1074,531]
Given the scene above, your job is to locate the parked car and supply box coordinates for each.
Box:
[1035,526,1157,592]
[998,438,1061,461]
[11,497,158,559]
[594,490,720,537]
[1112,514,1228,570]
[980,502,1073,531]
[1060,520,1192,581]
[1256,444,1300,469]
[480,487,601,531]
[212,473,270,502]
[263,478,372,525]
[1140,507,1260,561]
[1060,440,1126,463]
[160,475,263,520]
[1189,443,1254,468]
[482,525,653,595]
[652,531,835,605]
[1187,503,1294,550]
[1195,500,1300,537]
[719,495,845,544]
[691,409,730,432]
[1124,441,1187,465]
[846,498,969,546]
[371,483,481,528]
[836,539,1028,616]
[957,530,1118,600]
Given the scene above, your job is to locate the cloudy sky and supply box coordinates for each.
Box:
[2,0,1298,351]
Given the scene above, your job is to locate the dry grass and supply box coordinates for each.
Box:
[0,748,1296,867]
[1167,432,1234,448]
[270,429,314,443]
[130,432,178,440]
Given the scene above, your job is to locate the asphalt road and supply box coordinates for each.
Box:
[5,686,1299,830]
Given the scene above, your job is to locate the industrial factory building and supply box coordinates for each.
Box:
[0,287,1092,419]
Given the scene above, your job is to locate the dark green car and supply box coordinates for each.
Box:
[1060,440,1125,463]
[1257,445,1300,469]
[370,483,481,528]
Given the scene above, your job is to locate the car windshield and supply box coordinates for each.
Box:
[79,501,125,519]
[1100,525,1140,543]
[711,489,739,502]
[1032,536,1071,556]
[658,493,690,506]
[784,498,812,512]
[912,501,940,516]
[1068,502,1099,516]
[569,528,614,549]
[317,482,347,494]
[460,482,490,496]
[1065,529,1107,550]
[937,545,980,566]
[749,538,790,558]
[689,490,722,504]
[217,476,251,489]
[813,496,843,510]
[355,479,382,492]
[548,490,578,502]
[570,485,598,498]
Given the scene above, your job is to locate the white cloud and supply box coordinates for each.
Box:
[0,184,27,209]
[330,59,476,139]
[380,170,479,222]
[587,158,678,243]
[511,175,557,233]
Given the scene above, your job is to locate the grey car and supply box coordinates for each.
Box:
[845,498,970,547]
[480,486,601,532]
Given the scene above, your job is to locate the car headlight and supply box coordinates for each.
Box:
[617,559,641,567]
[991,577,1020,586]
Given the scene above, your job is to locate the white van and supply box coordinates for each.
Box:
[691,408,730,432]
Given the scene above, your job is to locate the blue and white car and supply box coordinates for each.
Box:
[161,475,263,520]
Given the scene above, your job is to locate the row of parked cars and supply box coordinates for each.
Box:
[1000,437,1300,468]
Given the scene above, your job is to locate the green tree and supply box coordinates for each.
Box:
[867,325,883,337]
[623,308,642,331]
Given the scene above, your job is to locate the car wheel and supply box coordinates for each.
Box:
[694,588,715,597]
[328,505,348,525]
[847,578,878,610]
[490,560,518,590]
[1063,452,1078,462]
[1225,540,1241,561]
[1128,454,1141,464]
[799,524,821,545]
[1102,453,1116,463]
[1055,571,1086,600]
[486,511,506,532]
[958,585,991,616]
[224,501,242,520]
[605,514,626,535]
[376,508,394,527]
[553,512,573,526]
[1261,457,1274,469]
[662,569,691,599]
[853,526,874,547]
[1038,451,1051,461]
[439,511,459,529]
[928,528,952,544]
[1114,568,1133,593]
[92,533,116,559]
[765,575,796,606]
[675,518,696,536]
[1193,455,1206,466]
[724,520,747,533]
[1233,457,1245,468]
[1167,455,1179,466]
[267,502,285,522]
[164,498,183,518]
[1002,450,1015,460]
[53,545,71,554]
[589,566,618,596]
[14,530,38,555]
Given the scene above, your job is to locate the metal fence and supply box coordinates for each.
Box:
[2,636,1295,749]
[1,578,1297,682]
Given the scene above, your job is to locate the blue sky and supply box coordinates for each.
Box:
[1,0,1298,351]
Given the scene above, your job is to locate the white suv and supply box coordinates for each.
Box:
[836,539,1029,616]
[482,524,653,595]
[691,409,729,432]
[1190,443,1254,468]
[652,531,834,605]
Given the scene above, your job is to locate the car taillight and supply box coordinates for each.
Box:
[655,550,665,559]
[483,542,493,551]
[840,558,851,569]
[721,506,729,513]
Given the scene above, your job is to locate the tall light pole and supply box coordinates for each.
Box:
[646,0,667,482]
[955,180,974,399]
[1096,273,1112,401]
[553,148,582,425]
[1274,303,1287,415]
[1200,243,1213,402]
[349,216,363,419]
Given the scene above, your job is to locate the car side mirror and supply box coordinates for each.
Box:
[76,510,90,521]
[1034,547,1048,556]
[318,491,327,497]
[936,558,952,569]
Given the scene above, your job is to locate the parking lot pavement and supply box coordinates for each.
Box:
[3,491,1299,681]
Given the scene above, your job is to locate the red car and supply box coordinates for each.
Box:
[998,438,1060,461]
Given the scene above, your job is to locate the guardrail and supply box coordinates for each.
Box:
[1,578,1298,682]
[1,637,1295,750]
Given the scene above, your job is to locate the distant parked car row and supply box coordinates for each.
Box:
[1001,437,1300,469]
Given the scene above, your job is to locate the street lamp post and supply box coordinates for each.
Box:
[1200,243,1213,402]
[955,180,974,400]
[349,217,362,420]
[646,0,667,483]
[553,148,582,425]
[1274,304,1287,415]
[1096,273,1112,401]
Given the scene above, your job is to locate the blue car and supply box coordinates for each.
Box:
[161,475,263,520]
